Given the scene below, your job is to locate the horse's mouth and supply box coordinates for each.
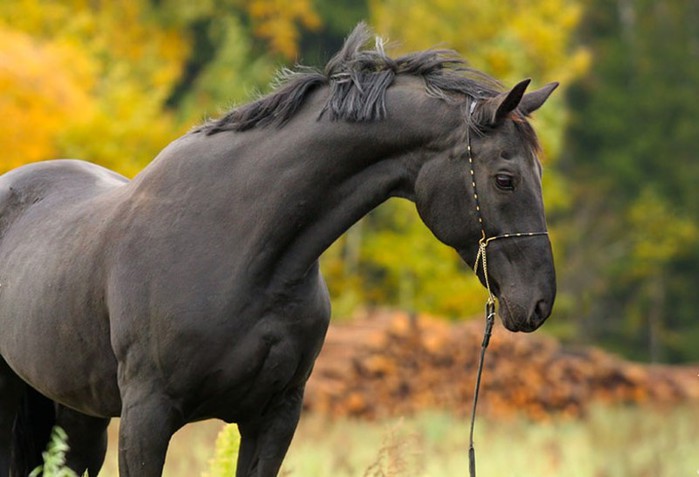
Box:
[459,250,553,332]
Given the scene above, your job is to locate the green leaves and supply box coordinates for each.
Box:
[29,427,80,477]
[561,0,699,362]
[203,424,240,477]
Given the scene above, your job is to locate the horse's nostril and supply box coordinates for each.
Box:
[534,299,551,322]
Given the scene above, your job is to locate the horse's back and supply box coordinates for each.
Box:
[1,158,126,212]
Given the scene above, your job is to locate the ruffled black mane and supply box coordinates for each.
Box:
[198,22,506,135]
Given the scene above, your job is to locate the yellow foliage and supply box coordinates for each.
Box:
[371,0,588,83]
[203,424,240,477]
[370,0,590,159]
[627,188,698,278]
[0,27,94,173]
[244,0,321,59]
[0,0,186,85]
[0,0,190,176]
[323,200,489,318]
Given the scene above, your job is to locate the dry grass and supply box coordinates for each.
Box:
[96,403,699,476]
[99,420,221,476]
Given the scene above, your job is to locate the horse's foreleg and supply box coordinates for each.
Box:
[0,358,23,477]
[55,405,111,476]
[117,386,183,477]
[236,386,304,477]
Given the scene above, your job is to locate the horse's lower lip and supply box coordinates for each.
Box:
[502,318,538,333]
[513,321,539,332]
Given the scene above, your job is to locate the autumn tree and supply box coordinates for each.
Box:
[0,27,93,172]
[0,0,317,176]
[0,1,191,175]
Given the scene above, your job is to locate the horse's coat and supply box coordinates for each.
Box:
[0,24,556,476]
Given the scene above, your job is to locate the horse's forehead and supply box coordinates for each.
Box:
[478,122,527,151]
[477,121,542,173]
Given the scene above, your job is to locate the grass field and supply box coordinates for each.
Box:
[97,403,699,476]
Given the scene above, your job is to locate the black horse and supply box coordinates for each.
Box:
[0,24,556,476]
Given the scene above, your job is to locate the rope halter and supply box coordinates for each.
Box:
[465,100,549,304]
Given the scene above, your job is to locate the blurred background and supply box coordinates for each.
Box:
[2,1,698,475]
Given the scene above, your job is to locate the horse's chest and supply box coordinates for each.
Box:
[187,280,331,421]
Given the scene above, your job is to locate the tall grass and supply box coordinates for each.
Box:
[276,404,699,477]
[94,403,698,476]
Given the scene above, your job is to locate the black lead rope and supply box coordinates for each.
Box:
[468,300,495,477]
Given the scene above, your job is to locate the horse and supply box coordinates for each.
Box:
[0,23,556,476]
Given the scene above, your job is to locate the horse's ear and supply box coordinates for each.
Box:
[480,79,531,125]
[519,82,559,116]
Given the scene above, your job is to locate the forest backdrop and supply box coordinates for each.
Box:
[1,0,697,363]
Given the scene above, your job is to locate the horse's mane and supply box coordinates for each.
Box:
[197,23,507,135]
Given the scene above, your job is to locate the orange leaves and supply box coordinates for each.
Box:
[0,0,320,176]
[0,1,189,176]
[0,27,94,172]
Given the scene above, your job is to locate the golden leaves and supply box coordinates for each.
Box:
[0,0,189,176]
[370,0,590,157]
[371,0,589,82]
[0,27,94,172]
[245,0,321,59]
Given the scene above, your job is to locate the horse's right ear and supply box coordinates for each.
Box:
[519,82,559,116]
[478,79,531,125]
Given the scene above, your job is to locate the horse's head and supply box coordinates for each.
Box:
[414,79,557,332]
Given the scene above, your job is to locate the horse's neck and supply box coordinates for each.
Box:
[133,82,461,290]
[251,123,420,289]
[269,147,408,287]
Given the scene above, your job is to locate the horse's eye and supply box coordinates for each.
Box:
[495,174,514,191]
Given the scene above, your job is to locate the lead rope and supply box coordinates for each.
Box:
[468,235,495,477]
[468,238,549,477]
[465,101,548,477]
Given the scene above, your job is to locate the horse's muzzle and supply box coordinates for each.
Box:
[498,294,553,332]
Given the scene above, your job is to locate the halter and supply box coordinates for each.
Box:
[465,100,548,477]
[465,101,549,304]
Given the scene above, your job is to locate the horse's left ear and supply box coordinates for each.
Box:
[480,79,531,125]
[519,82,559,116]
